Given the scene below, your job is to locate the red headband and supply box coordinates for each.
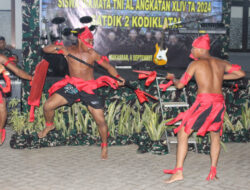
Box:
[190,34,210,60]
[192,34,210,50]
[78,26,93,48]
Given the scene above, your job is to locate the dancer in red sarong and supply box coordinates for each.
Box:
[0,54,32,145]
[163,34,246,183]
[38,26,125,160]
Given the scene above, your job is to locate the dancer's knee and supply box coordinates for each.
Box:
[210,132,220,143]
[177,128,188,141]
[43,102,53,113]
[0,103,7,119]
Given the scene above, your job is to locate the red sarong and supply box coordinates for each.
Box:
[48,75,118,96]
[166,93,226,136]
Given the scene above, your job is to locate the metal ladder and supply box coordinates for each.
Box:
[155,77,198,153]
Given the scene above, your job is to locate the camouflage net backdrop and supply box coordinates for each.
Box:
[17,0,249,154]
[22,0,41,110]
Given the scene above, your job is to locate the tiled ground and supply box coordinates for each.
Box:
[0,127,249,190]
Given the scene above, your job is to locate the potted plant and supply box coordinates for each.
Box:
[142,104,170,155]
[116,102,133,145]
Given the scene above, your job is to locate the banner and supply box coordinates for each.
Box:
[41,0,223,73]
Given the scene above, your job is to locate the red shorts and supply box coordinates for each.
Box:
[166,93,226,136]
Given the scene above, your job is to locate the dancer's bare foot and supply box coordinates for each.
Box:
[164,171,184,184]
[101,146,108,160]
[101,143,108,160]
[207,174,219,181]
[38,125,55,138]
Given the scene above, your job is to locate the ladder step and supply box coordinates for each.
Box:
[175,121,181,125]
[156,77,166,80]
[157,85,177,91]
[162,102,189,107]
[166,121,181,126]
[165,86,177,91]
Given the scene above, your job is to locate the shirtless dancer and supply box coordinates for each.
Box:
[163,34,245,183]
[0,54,32,145]
[38,26,125,159]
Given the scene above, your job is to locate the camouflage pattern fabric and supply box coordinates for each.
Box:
[0,48,13,57]
[221,0,232,59]
[22,0,41,111]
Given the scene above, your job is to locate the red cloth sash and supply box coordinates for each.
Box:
[232,84,239,92]
[167,93,225,136]
[133,88,156,104]
[227,64,241,73]
[96,56,109,65]
[4,57,16,67]
[0,72,11,103]
[28,59,49,122]
[4,56,16,66]
[48,75,118,96]
[54,41,64,46]
[180,72,191,86]
[138,71,157,86]
[78,26,93,49]
[133,70,157,86]
[159,80,173,91]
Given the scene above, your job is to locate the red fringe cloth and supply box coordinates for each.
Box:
[48,75,118,96]
[166,93,225,136]
[28,59,49,122]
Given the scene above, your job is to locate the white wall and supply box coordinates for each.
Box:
[0,0,11,45]
[0,0,11,10]
[0,0,22,49]
[231,7,243,18]
[15,0,22,49]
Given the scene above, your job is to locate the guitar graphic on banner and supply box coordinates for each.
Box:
[153,20,168,66]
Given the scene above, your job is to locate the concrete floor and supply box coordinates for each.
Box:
[0,127,250,190]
